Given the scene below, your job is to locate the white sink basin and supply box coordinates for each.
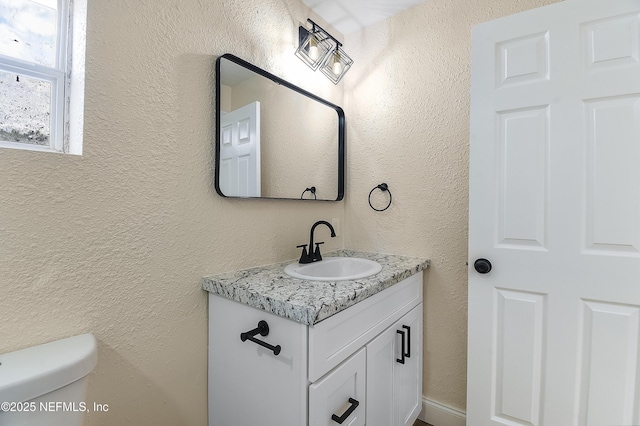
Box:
[284,257,382,281]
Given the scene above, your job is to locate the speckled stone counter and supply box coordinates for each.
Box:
[202,250,429,325]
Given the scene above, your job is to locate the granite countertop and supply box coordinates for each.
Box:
[201,249,429,325]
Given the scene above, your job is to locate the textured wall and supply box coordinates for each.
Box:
[0,0,344,424]
[343,0,560,412]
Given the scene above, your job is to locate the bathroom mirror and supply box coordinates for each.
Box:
[215,54,344,201]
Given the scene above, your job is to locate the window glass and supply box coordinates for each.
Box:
[0,0,58,68]
[0,70,51,145]
[0,0,85,154]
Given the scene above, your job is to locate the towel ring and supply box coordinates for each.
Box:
[369,183,392,212]
[301,186,317,200]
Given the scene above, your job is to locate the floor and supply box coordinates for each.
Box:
[414,421,433,426]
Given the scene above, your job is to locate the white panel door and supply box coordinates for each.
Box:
[219,101,260,197]
[468,1,640,425]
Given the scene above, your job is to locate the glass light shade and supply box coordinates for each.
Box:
[295,28,333,71]
[320,47,354,84]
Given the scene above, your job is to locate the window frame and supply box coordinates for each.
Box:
[0,0,73,154]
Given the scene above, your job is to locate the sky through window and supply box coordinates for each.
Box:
[0,0,58,67]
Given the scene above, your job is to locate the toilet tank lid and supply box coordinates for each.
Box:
[0,333,97,404]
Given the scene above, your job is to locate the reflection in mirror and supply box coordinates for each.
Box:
[215,54,344,201]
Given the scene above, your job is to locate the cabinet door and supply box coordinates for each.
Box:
[365,320,396,426]
[395,304,422,426]
[309,348,366,426]
[208,294,308,426]
[366,304,423,426]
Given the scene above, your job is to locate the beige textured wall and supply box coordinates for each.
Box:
[0,1,344,424]
[343,0,561,412]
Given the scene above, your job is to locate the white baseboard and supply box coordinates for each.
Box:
[418,398,466,426]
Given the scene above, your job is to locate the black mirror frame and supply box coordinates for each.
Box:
[215,53,345,201]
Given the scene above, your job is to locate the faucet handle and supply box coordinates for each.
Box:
[313,242,325,261]
[297,244,312,264]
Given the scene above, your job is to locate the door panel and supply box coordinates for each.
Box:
[581,12,640,72]
[493,290,545,426]
[496,106,549,250]
[575,301,640,425]
[583,95,640,255]
[496,31,549,88]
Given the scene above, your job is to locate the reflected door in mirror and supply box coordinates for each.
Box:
[219,101,261,197]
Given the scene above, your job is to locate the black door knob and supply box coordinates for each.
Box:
[474,258,492,274]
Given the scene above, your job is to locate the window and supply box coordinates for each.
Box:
[0,0,85,154]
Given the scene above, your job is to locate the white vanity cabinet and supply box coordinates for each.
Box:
[208,273,423,426]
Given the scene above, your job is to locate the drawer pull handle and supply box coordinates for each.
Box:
[240,320,281,356]
[402,325,411,358]
[331,397,359,424]
[396,330,406,364]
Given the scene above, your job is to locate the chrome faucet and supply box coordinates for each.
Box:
[297,220,336,264]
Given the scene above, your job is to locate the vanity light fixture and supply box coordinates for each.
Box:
[320,45,353,84]
[295,19,334,71]
[296,19,353,84]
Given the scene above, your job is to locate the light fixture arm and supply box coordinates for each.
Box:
[306,18,342,49]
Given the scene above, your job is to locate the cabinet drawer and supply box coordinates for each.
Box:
[309,348,366,426]
[308,273,422,381]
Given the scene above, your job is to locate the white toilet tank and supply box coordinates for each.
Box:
[0,333,97,426]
